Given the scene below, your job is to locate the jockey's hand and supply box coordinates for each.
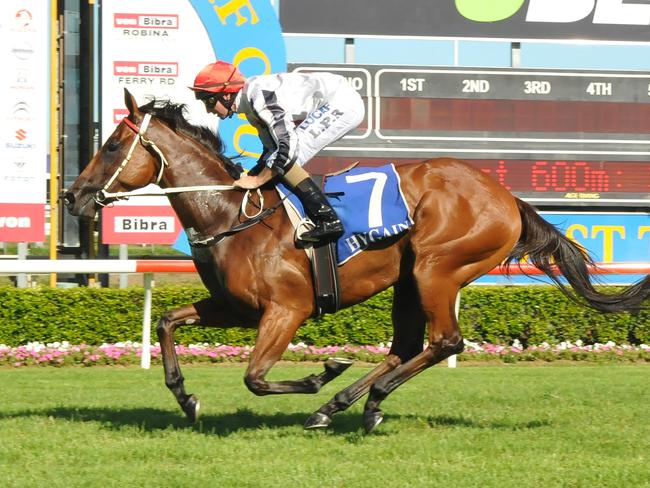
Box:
[233,167,274,190]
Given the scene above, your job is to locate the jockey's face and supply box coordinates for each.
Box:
[203,93,235,119]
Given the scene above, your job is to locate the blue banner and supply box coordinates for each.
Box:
[175,0,286,254]
[476,212,650,285]
[189,0,286,167]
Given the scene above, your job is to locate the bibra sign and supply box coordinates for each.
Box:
[100,0,285,252]
[280,0,650,42]
[101,202,181,245]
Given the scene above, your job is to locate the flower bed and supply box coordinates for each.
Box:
[1,340,649,368]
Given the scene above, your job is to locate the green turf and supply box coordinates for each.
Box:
[0,363,648,487]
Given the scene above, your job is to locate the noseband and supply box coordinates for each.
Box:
[94,113,168,206]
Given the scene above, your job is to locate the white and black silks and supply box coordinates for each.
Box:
[233,72,365,175]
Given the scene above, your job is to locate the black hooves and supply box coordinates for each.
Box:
[324,357,354,376]
[363,410,384,433]
[182,394,201,423]
[304,411,332,430]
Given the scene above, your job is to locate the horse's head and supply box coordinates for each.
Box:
[64,88,168,218]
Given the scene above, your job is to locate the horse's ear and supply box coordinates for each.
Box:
[123,88,141,116]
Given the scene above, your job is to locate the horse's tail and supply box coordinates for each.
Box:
[506,198,650,313]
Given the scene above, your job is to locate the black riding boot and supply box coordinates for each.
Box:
[291,178,344,243]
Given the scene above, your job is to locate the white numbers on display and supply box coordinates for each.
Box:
[462,79,490,93]
[586,82,612,96]
[523,80,552,94]
[346,76,364,91]
[400,78,425,92]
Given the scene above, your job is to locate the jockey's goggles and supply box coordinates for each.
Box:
[196,91,237,117]
[202,95,220,111]
[195,91,223,110]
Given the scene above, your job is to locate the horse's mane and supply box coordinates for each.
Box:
[139,99,243,178]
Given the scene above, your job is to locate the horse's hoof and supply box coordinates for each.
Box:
[363,410,384,433]
[325,357,354,376]
[182,395,201,423]
[304,411,332,430]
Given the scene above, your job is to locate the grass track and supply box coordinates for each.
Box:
[0,363,648,487]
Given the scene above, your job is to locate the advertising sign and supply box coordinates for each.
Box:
[476,212,650,285]
[0,0,48,242]
[280,0,650,43]
[101,200,182,245]
[547,213,650,264]
[100,0,285,246]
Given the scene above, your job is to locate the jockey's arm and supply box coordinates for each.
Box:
[251,148,270,173]
[248,88,298,177]
[233,118,277,189]
[234,87,301,190]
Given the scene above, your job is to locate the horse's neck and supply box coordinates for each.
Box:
[163,155,233,188]
[160,148,240,236]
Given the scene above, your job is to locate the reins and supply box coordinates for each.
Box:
[189,195,288,248]
[96,184,237,200]
[93,112,285,245]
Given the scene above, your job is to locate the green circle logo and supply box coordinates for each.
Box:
[455,0,526,22]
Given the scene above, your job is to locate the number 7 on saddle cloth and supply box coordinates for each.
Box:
[278,163,414,265]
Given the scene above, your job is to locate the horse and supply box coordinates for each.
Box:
[64,89,650,433]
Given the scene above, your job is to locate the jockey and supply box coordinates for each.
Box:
[190,60,365,244]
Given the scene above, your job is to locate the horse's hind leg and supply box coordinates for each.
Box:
[362,279,463,432]
[156,298,227,422]
[305,265,427,429]
[304,355,402,429]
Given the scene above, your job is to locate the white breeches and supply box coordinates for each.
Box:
[292,83,365,167]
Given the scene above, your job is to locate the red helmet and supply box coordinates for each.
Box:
[190,61,245,94]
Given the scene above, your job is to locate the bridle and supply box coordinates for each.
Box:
[94,114,169,206]
[90,113,278,227]
[93,113,238,206]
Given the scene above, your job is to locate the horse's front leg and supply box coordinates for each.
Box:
[156,298,233,422]
[157,303,202,421]
[243,305,353,395]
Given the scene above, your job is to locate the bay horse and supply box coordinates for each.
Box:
[64,90,649,433]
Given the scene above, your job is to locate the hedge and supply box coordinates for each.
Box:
[0,285,648,347]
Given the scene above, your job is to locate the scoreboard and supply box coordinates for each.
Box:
[290,64,650,208]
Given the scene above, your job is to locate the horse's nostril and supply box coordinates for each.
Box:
[63,192,75,208]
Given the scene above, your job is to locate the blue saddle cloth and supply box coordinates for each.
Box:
[279,163,414,265]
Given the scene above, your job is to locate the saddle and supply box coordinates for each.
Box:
[280,161,415,317]
[281,165,359,317]
[283,175,340,317]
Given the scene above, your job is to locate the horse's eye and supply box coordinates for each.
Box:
[106,140,120,152]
